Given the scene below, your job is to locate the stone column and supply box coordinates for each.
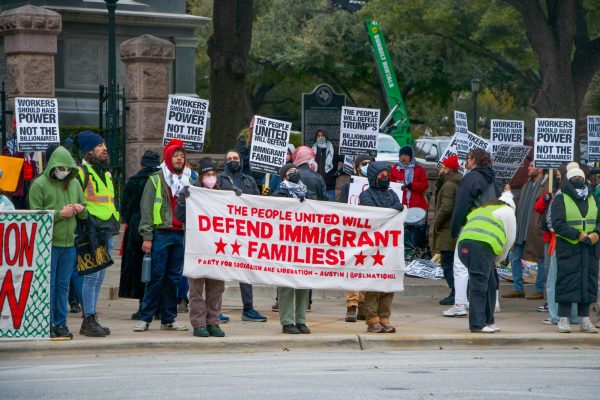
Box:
[0,5,62,133]
[120,34,174,177]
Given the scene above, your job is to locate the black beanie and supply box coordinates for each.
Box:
[279,163,296,179]
[140,150,160,168]
[198,157,216,175]
[399,146,413,158]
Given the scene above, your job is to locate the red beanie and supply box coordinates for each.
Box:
[441,154,459,171]
[164,139,186,172]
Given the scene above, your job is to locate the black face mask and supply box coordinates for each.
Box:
[571,180,586,189]
[377,176,390,189]
[287,171,301,183]
[227,161,241,172]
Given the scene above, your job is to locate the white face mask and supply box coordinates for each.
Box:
[202,176,217,189]
[360,165,369,176]
[55,169,70,180]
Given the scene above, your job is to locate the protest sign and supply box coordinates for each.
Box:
[490,119,524,154]
[0,211,53,339]
[249,116,292,174]
[184,187,405,292]
[14,98,59,152]
[405,259,444,280]
[587,116,600,162]
[347,176,403,205]
[163,95,209,151]
[339,106,379,157]
[342,156,355,176]
[534,118,575,168]
[454,111,468,135]
[491,143,531,183]
[0,156,24,192]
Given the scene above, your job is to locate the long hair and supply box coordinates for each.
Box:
[469,148,492,167]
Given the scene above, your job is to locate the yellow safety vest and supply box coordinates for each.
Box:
[458,204,506,255]
[149,174,164,226]
[78,165,120,221]
[557,195,597,244]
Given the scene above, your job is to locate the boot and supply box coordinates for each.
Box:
[94,314,111,335]
[81,314,106,337]
[557,317,571,333]
[345,306,357,322]
[357,302,366,321]
[580,317,598,333]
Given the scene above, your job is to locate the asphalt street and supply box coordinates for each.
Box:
[1,348,599,400]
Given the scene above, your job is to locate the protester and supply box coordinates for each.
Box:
[218,149,268,322]
[550,167,599,334]
[175,157,226,337]
[503,159,548,300]
[444,148,500,317]
[3,135,37,209]
[28,146,87,339]
[272,163,311,334]
[311,129,339,200]
[133,139,190,332]
[456,191,516,333]
[292,146,328,201]
[359,161,404,333]
[337,154,372,321]
[119,150,160,320]
[235,117,265,190]
[433,154,462,305]
[77,131,119,337]
[268,143,295,196]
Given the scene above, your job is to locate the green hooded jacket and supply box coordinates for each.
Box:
[28,146,88,247]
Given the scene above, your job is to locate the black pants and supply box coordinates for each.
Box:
[440,250,455,290]
[240,282,253,311]
[457,240,496,330]
[558,302,591,318]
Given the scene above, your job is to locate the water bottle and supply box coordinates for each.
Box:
[141,253,151,283]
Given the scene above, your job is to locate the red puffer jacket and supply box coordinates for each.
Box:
[390,163,429,210]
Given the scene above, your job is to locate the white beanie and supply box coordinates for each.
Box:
[566,162,579,171]
[566,168,585,181]
[498,191,516,210]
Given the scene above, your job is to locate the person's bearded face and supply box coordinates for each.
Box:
[171,150,185,173]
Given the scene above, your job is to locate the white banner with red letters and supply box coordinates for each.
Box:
[183,187,405,292]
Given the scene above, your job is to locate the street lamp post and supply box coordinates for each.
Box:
[105,0,118,130]
[471,78,480,132]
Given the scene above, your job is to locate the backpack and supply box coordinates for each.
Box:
[473,182,497,208]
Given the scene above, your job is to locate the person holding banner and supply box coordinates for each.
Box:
[175,157,226,337]
[218,149,268,322]
[359,161,404,333]
[28,146,88,340]
[133,139,190,332]
[312,129,339,201]
[550,167,600,334]
[292,146,328,201]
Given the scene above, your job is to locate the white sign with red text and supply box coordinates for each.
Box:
[347,176,403,205]
[184,187,405,292]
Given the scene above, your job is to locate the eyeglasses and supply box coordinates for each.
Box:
[359,161,371,167]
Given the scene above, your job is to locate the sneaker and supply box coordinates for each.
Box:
[557,317,571,333]
[439,295,455,306]
[580,317,598,334]
[177,300,189,313]
[133,320,150,332]
[160,321,188,331]
[242,309,267,322]
[219,314,230,324]
[271,302,279,312]
[296,323,310,334]
[542,318,558,325]
[367,322,386,333]
[380,322,396,333]
[357,303,366,321]
[502,290,525,298]
[207,324,225,337]
[442,304,467,317]
[526,291,544,300]
[193,326,209,337]
[536,303,549,312]
[54,325,74,340]
[470,326,495,333]
[50,326,56,339]
[282,324,300,334]
[488,324,501,332]
[345,306,357,322]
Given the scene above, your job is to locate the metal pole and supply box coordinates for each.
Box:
[473,92,478,133]
[1,82,6,149]
[105,0,118,131]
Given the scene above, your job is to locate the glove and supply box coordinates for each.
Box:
[262,187,271,196]
[234,188,242,196]
[180,186,191,198]
[299,196,305,202]
[405,183,412,190]
[543,193,552,204]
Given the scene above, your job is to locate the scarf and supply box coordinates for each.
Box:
[397,160,416,185]
[575,186,589,199]
[280,180,307,198]
[160,161,191,197]
[312,142,334,173]
[294,146,319,172]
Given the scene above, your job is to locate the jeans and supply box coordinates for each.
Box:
[69,257,83,305]
[240,282,254,311]
[509,243,545,292]
[178,274,189,303]
[82,236,113,317]
[458,240,496,330]
[546,253,578,323]
[50,246,77,327]
[139,230,184,324]
[326,188,336,202]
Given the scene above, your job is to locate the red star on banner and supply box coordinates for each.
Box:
[230,240,242,255]
[214,238,227,254]
[371,250,385,266]
[355,251,367,266]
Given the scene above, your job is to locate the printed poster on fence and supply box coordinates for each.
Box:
[588,116,600,162]
[339,106,379,157]
[15,98,60,152]
[492,144,531,183]
[0,211,53,339]
[249,116,292,174]
[163,95,209,151]
[347,176,403,205]
[184,187,405,292]
[534,118,575,168]
[490,119,524,154]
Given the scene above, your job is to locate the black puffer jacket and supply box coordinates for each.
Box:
[218,150,260,196]
[358,161,403,211]
[297,163,327,200]
[551,179,600,304]
[450,166,500,238]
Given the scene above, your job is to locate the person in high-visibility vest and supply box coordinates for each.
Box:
[456,191,516,333]
[550,167,600,334]
[133,139,191,332]
[76,131,120,338]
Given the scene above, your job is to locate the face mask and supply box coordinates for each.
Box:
[55,170,70,180]
[227,161,241,172]
[317,137,326,145]
[571,180,586,189]
[202,176,217,189]
[287,171,301,183]
[360,165,369,176]
[377,176,390,189]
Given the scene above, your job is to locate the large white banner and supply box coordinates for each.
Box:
[184,188,405,292]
